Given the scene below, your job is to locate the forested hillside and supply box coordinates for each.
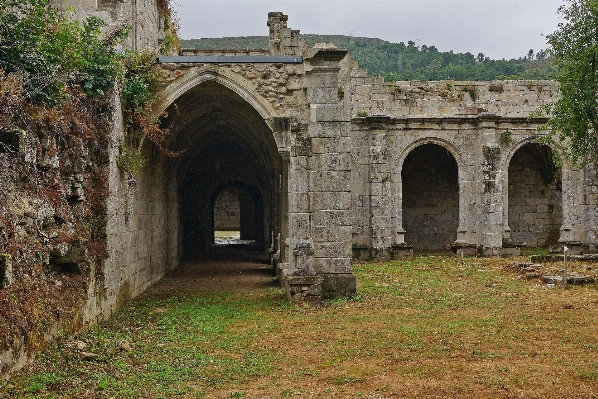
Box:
[181,35,556,81]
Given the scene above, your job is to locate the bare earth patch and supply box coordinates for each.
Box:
[153,253,278,295]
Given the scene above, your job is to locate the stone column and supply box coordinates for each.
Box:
[367,117,404,259]
[303,48,356,299]
[267,12,306,56]
[267,12,287,56]
[350,120,372,260]
[478,114,504,255]
[560,164,589,253]
[582,165,598,252]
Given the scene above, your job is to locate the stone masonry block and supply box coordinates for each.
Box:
[371,182,392,197]
[307,87,339,104]
[290,213,312,239]
[311,136,351,153]
[314,257,352,274]
[309,153,352,171]
[289,192,310,213]
[313,241,352,259]
[313,225,352,242]
[290,170,310,194]
[313,210,352,228]
[310,170,351,192]
[304,72,339,88]
[310,104,351,122]
[371,195,393,208]
[309,192,351,211]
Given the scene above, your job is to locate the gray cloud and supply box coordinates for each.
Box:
[175,0,562,60]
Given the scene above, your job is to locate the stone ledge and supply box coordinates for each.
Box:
[549,241,584,255]
[531,254,598,263]
[501,242,526,257]
[543,273,595,286]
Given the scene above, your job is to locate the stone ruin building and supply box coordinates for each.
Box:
[1,0,597,375]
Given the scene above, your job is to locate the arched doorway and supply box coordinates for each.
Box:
[161,79,283,259]
[211,182,262,246]
[507,143,562,247]
[401,143,459,251]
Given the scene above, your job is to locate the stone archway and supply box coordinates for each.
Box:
[506,143,562,247]
[211,182,263,245]
[159,78,284,260]
[401,143,460,251]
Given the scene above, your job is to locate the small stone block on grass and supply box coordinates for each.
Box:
[543,272,596,285]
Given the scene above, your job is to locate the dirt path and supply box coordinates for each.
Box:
[149,252,280,296]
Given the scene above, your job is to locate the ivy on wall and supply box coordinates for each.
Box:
[0,0,179,360]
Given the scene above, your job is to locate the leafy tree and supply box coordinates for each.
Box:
[0,0,126,104]
[527,49,535,60]
[543,0,598,165]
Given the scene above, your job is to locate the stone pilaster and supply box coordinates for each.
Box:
[478,113,504,255]
[299,48,356,299]
[583,165,598,252]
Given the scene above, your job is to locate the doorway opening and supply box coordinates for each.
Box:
[402,143,459,251]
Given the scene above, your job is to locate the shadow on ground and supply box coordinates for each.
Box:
[152,248,279,296]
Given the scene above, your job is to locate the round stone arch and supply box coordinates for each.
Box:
[501,137,564,247]
[501,136,563,173]
[395,137,468,248]
[155,66,282,145]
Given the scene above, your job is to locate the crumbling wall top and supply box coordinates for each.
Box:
[267,12,306,56]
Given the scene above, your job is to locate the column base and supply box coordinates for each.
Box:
[282,269,324,304]
[319,273,357,300]
[451,242,479,256]
[550,241,584,255]
[353,244,413,261]
[501,242,526,257]
[352,245,371,261]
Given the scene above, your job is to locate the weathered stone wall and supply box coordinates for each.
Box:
[0,0,174,375]
[214,187,240,231]
[345,77,557,119]
[0,86,113,375]
[343,75,588,256]
[95,93,179,324]
[52,0,164,52]
[507,144,562,247]
[402,144,459,251]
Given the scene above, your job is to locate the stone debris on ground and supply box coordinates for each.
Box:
[510,261,597,285]
[542,272,595,285]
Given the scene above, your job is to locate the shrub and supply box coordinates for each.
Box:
[0,0,126,104]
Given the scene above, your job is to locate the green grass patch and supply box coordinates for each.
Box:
[3,256,598,398]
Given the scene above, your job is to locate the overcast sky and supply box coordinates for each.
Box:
[174,0,563,60]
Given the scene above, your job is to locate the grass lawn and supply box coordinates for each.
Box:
[1,255,598,398]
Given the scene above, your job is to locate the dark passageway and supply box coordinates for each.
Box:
[161,80,283,261]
